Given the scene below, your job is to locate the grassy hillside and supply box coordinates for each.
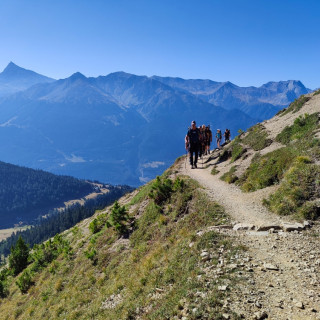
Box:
[218,90,320,220]
[0,165,245,320]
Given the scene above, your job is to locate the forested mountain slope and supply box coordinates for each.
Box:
[0,160,99,228]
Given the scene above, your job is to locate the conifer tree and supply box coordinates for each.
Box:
[9,236,29,275]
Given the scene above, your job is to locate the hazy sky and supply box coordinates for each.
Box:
[0,0,319,89]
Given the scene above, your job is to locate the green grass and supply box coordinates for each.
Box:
[211,167,220,175]
[276,113,320,145]
[0,172,244,319]
[313,89,320,96]
[230,138,246,163]
[242,123,272,151]
[220,166,239,184]
[238,148,297,192]
[264,158,320,219]
[281,95,311,115]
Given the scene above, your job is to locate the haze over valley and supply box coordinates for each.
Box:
[0,62,311,186]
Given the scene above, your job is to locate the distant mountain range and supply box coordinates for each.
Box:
[0,62,54,97]
[0,62,312,186]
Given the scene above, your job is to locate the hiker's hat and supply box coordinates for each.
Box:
[191,120,196,125]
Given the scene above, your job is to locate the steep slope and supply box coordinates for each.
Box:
[0,169,249,319]
[0,62,55,97]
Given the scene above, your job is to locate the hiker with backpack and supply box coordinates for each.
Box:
[216,129,222,149]
[205,125,212,155]
[224,128,231,144]
[185,120,200,169]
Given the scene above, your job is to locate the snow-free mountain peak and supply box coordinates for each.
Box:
[0,61,55,97]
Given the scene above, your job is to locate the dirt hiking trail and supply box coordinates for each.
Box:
[179,153,320,320]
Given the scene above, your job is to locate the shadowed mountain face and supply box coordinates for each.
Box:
[152,76,311,120]
[0,64,309,186]
[0,62,55,97]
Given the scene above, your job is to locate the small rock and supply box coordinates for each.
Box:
[255,301,262,308]
[254,311,268,320]
[218,285,228,291]
[303,220,311,228]
[222,314,230,319]
[233,223,255,231]
[295,301,304,309]
[264,263,279,271]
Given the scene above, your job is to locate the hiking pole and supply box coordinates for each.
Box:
[185,149,187,169]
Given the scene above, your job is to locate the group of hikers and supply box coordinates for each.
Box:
[185,120,231,169]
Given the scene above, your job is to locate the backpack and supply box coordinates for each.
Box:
[187,128,200,143]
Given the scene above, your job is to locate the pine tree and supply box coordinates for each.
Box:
[108,201,129,235]
[9,236,29,275]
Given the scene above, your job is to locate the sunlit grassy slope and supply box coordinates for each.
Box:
[0,162,244,320]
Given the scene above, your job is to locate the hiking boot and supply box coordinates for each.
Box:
[191,165,194,169]
[194,163,197,168]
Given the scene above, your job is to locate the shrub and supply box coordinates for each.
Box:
[230,140,246,163]
[149,176,173,205]
[9,236,30,275]
[107,201,129,235]
[239,148,296,192]
[31,234,72,271]
[298,201,320,220]
[84,248,97,265]
[242,124,272,151]
[0,269,9,297]
[264,162,320,217]
[211,167,220,175]
[220,166,238,184]
[89,213,107,234]
[276,113,319,145]
[0,280,7,297]
[16,269,33,293]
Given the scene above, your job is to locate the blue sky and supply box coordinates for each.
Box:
[0,0,319,89]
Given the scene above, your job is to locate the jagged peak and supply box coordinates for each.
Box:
[2,61,26,74]
[69,72,87,80]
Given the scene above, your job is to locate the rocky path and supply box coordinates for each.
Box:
[179,154,320,319]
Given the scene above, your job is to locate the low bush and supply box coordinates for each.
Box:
[16,269,33,293]
[264,161,320,218]
[276,113,319,145]
[220,166,238,184]
[242,124,272,151]
[149,176,173,205]
[89,213,107,234]
[211,167,220,175]
[230,140,246,163]
[238,148,296,192]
